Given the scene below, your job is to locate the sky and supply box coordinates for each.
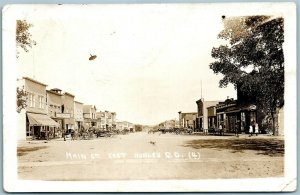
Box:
[16,4,237,125]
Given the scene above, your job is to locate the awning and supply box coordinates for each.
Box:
[27,113,59,127]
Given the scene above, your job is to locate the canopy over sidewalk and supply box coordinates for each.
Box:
[27,113,59,127]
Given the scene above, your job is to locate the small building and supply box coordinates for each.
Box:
[17,77,59,140]
[116,121,134,131]
[178,112,197,130]
[83,105,97,129]
[195,98,220,130]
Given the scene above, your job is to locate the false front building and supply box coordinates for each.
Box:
[74,101,84,131]
[178,111,197,130]
[17,77,59,140]
[96,111,116,131]
[195,98,220,130]
[83,105,97,129]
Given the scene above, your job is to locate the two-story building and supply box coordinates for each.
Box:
[46,88,63,138]
[195,98,220,130]
[74,101,84,132]
[207,105,217,129]
[17,77,59,140]
[96,111,106,130]
[83,105,97,129]
[59,92,75,132]
[96,111,116,131]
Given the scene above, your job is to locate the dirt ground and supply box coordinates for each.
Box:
[17,132,284,180]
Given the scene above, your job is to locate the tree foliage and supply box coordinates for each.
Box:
[16,20,36,57]
[16,86,28,113]
[210,15,284,131]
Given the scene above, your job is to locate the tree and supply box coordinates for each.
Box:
[16,86,28,113]
[210,16,284,135]
[16,20,36,57]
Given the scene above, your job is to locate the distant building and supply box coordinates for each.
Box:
[96,111,116,131]
[116,121,134,131]
[83,105,97,129]
[96,111,106,130]
[178,112,197,130]
[17,77,59,140]
[74,101,84,131]
[195,98,220,130]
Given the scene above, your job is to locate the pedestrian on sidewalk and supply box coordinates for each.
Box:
[235,122,239,137]
[249,125,253,137]
[255,123,259,136]
[219,123,223,136]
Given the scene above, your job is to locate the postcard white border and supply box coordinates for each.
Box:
[2,2,297,192]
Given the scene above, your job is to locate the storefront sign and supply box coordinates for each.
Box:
[56,113,71,118]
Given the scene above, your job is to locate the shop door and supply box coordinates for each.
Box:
[227,115,237,132]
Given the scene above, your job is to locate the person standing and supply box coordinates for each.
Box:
[219,123,223,136]
[255,123,259,136]
[249,125,253,137]
[235,122,239,137]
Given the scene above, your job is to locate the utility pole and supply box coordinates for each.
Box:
[201,80,202,99]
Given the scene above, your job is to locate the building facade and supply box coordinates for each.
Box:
[83,105,97,129]
[216,97,257,133]
[74,101,84,132]
[207,105,217,129]
[96,111,116,131]
[46,89,63,138]
[195,98,219,130]
[116,121,134,131]
[17,77,59,140]
[60,92,75,131]
[178,111,197,130]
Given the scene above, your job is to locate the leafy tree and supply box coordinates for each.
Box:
[16,86,28,113]
[210,16,284,135]
[16,20,36,57]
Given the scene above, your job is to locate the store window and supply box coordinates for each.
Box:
[38,95,44,109]
[28,93,35,107]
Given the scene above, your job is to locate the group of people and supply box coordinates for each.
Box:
[217,121,259,137]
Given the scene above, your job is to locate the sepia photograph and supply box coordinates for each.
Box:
[2,2,297,192]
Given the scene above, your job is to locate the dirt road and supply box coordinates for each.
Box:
[18,132,284,180]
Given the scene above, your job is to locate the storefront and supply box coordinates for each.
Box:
[26,113,59,140]
[216,101,257,133]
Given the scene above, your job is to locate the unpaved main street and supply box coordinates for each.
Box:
[18,132,284,180]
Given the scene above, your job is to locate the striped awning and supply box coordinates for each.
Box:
[27,113,59,127]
